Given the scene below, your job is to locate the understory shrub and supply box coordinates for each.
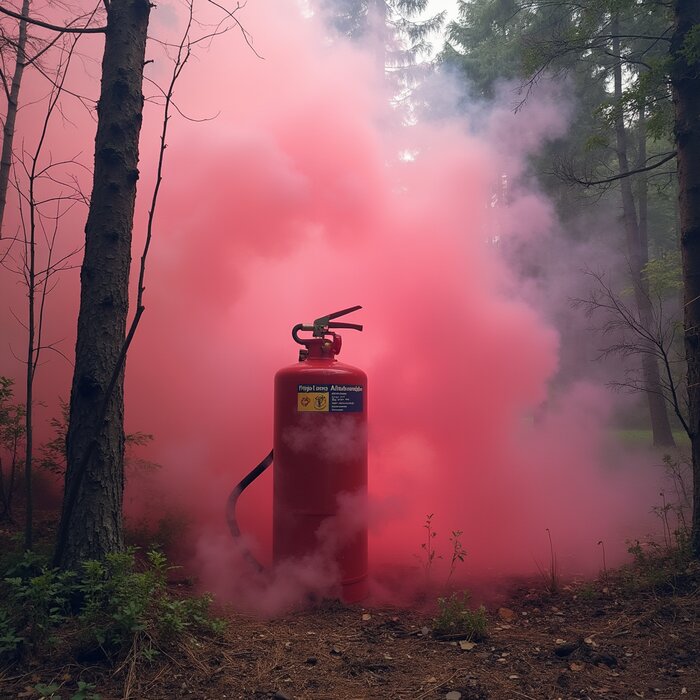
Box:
[0,547,225,661]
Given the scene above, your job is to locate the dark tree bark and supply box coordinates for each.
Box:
[612,19,676,448]
[672,0,700,556]
[0,0,30,236]
[54,0,151,569]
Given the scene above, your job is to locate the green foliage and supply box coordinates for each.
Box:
[576,582,597,602]
[5,565,76,648]
[70,682,101,700]
[324,0,445,94]
[621,454,693,594]
[681,24,700,64]
[34,684,60,699]
[74,548,224,652]
[33,682,100,700]
[642,250,683,298]
[442,0,530,98]
[38,400,160,476]
[0,548,225,662]
[0,607,23,656]
[433,591,488,640]
[0,376,26,516]
[125,510,190,552]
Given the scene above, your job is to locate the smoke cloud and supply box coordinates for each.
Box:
[0,0,665,613]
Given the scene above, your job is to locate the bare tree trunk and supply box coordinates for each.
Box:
[367,0,387,81]
[54,0,151,569]
[24,155,35,550]
[671,0,700,556]
[612,19,675,448]
[0,0,30,237]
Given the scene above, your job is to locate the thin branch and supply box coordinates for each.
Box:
[567,152,677,187]
[0,4,105,34]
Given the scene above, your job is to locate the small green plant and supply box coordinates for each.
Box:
[0,608,23,656]
[620,455,695,594]
[5,563,76,648]
[576,582,597,602]
[70,681,101,700]
[34,683,60,699]
[420,513,440,578]
[622,535,692,594]
[433,591,488,641]
[447,530,467,584]
[415,515,468,587]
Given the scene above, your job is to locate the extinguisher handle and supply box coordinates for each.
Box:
[312,305,363,337]
[292,306,363,345]
[328,322,363,332]
[324,305,362,321]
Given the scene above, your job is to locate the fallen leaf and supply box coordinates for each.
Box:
[361,613,371,621]
[459,640,476,650]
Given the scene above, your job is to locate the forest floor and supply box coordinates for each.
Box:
[1,545,699,700]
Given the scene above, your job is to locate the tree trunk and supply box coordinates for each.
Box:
[54,0,151,569]
[612,20,676,448]
[0,0,30,237]
[367,0,387,81]
[672,0,700,556]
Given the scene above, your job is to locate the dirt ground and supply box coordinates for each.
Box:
[2,564,699,700]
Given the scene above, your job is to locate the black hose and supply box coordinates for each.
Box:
[225,449,273,572]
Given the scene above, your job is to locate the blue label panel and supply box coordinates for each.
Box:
[297,383,364,413]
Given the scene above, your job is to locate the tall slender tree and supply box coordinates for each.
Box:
[322,0,444,93]
[671,0,700,555]
[54,0,151,568]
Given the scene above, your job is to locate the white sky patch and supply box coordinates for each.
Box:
[430,0,459,23]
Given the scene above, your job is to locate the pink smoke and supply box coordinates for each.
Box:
[0,0,664,613]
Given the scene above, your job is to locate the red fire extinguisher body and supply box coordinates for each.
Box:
[273,356,368,603]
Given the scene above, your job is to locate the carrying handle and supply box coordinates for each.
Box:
[293,305,363,345]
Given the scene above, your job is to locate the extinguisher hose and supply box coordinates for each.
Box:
[225,449,273,572]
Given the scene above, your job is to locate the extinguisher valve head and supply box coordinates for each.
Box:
[291,305,363,358]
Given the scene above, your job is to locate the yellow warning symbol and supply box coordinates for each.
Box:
[298,392,329,412]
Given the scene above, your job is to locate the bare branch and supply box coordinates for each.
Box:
[563,152,677,188]
[0,4,105,34]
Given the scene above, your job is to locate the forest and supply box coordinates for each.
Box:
[0,0,699,698]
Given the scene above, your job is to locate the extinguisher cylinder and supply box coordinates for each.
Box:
[273,357,368,603]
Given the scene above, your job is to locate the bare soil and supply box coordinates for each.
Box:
[2,564,699,700]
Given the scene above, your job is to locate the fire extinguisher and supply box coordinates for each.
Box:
[226,306,368,603]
